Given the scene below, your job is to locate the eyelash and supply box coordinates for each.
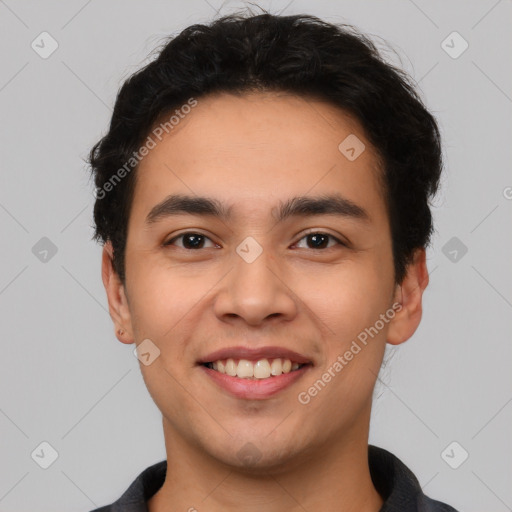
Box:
[164,231,346,250]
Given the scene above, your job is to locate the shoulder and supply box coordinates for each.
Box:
[87,460,167,512]
[368,445,459,512]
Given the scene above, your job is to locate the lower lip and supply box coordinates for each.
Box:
[200,364,311,400]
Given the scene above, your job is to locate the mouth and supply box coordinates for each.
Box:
[202,358,310,380]
[198,346,313,400]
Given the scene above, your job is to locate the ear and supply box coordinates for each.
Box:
[101,240,134,344]
[386,248,429,346]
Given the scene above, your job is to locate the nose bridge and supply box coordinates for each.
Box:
[213,238,297,325]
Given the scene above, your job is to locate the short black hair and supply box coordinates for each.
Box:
[88,9,443,286]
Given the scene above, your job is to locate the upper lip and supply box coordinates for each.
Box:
[198,346,312,365]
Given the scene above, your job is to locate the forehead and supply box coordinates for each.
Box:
[131,91,387,225]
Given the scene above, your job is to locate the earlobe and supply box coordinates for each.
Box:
[386,248,429,346]
[101,241,134,344]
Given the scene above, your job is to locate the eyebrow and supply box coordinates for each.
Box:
[145,193,370,225]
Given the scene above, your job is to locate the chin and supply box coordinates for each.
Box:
[205,435,304,473]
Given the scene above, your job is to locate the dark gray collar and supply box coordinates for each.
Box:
[90,445,458,512]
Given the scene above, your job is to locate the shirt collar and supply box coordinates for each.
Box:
[95,444,457,512]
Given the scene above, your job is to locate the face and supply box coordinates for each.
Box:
[103,91,427,471]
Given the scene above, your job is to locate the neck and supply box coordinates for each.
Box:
[148,415,383,512]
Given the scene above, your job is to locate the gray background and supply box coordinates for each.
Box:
[0,0,511,510]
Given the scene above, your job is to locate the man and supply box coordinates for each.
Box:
[88,10,459,512]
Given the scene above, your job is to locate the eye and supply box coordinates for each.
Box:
[294,231,346,250]
[164,232,218,250]
[163,231,346,251]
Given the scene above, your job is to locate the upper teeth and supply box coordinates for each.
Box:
[210,358,301,379]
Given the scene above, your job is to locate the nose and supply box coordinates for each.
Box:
[213,244,298,327]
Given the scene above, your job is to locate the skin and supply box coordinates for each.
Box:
[102,91,429,512]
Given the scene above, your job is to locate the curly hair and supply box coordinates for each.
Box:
[88,10,443,286]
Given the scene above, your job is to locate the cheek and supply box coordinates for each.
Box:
[299,257,394,340]
[127,259,205,341]
[138,360,197,444]
[129,271,201,422]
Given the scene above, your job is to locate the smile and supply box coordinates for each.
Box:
[203,357,307,379]
[198,346,313,399]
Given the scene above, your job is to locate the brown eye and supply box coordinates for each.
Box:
[295,232,345,249]
[165,232,216,250]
